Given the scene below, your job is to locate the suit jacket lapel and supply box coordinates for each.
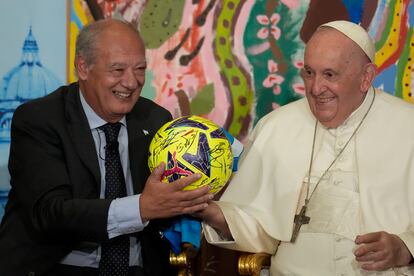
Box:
[65,83,101,186]
[127,110,153,194]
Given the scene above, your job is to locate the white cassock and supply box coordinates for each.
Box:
[203,88,414,275]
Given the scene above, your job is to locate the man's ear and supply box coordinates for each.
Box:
[360,63,377,92]
[75,56,90,81]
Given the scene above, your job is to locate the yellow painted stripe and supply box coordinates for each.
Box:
[402,31,414,103]
[375,0,404,68]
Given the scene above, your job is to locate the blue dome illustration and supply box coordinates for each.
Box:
[0,26,61,142]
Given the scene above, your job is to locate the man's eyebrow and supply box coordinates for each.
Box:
[107,60,147,69]
[109,62,127,68]
[323,68,338,73]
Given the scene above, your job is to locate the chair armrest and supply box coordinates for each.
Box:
[238,253,271,276]
[169,243,198,276]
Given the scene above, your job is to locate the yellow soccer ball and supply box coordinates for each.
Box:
[148,115,233,194]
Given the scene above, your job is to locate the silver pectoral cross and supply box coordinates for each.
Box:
[290,205,310,243]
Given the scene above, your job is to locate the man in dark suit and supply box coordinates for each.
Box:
[0,19,212,276]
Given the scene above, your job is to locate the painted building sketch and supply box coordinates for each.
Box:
[69,0,414,143]
[0,1,66,218]
[0,27,61,142]
[0,28,62,217]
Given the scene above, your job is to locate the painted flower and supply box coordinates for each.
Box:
[272,102,280,110]
[263,59,284,95]
[256,13,281,40]
[293,83,305,95]
[293,60,304,69]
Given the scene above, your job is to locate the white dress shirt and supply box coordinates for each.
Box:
[60,91,148,267]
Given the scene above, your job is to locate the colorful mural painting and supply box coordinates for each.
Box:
[68,0,414,143]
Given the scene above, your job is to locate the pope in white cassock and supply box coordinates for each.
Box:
[198,20,414,275]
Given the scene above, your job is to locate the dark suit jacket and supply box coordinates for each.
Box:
[0,83,174,276]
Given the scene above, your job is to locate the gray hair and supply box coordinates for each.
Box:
[75,19,141,66]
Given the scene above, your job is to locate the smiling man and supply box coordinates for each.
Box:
[0,19,212,276]
[199,21,414,275]
[302,25,374,129]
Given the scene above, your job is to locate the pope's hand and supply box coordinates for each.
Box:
[193,202,232,239]
[140,162,213,222]
[354,231,413,270]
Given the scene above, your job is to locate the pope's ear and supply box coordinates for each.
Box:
[360,63,377,92]
[75,55,90,81]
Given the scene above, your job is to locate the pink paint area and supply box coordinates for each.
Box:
[247,41,271,55]
[147,1,209,117]
[280,0,300,9]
